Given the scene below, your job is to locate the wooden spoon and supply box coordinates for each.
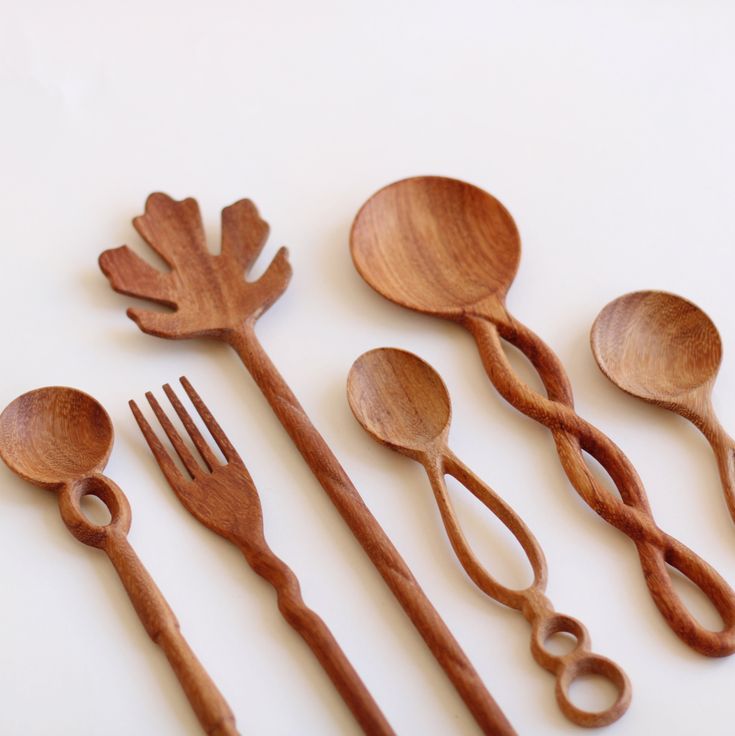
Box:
[591,290,735,523]
[350,175,735,657]
[347,348,631,727]
[0,386,238,736]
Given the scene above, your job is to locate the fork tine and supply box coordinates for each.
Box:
[129,399,187,489]
[163,383,220,471]
[145,391,201,479]
[179,376,242,464]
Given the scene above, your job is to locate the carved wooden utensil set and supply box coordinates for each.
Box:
[0,175,730,733]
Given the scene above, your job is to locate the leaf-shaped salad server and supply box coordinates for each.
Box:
[349,175,735,657]
[99,193,515,736]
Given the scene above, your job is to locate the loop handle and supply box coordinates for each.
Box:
[423,451,630,726]
[58,473,132,547]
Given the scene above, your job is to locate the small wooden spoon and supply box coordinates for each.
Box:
[591,290,735,523]
[0,387,238,736]
[347,348,631,728]
[350,176,735,657]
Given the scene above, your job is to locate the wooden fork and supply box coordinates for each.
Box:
[130,377,394,736]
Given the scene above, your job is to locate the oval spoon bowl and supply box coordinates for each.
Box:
[0,386,113,489]
[591,290,722,404]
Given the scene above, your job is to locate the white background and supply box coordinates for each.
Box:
[2,1,735,734]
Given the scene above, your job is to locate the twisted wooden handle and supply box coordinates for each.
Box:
[424,451,630,726]
[236,535,395,736]
[464,308,735,657]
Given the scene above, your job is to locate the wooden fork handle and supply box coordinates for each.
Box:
[236,539,395,736]
[104,531,238,736]
[227,324,516,736]
[464,310,735,657]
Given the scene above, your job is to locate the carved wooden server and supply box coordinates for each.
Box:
[131,377,394,736]
[592,290,735,528]
[347,348,631,727]
[99,194,515,736]
[0,387,238,736]
[350,175,735,657]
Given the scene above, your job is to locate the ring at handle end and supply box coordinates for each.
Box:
[555,653,632,728]
[530,611,631,727]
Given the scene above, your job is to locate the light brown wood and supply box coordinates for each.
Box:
[350,175,735,657]
[348,347,631,727]
[131,377,394,736]
[99,193,516,736]
[0,387,238,736]
[591,290,735,526]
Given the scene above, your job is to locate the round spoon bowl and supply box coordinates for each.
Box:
[591,291,722,403]
[347,348,452,454]
[0,386,114,489]
[350,176,521,317]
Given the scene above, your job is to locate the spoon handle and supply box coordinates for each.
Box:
[105,534,239,736]
[58,478,238,736]
[423,451,630,727]
[464,311,735,657]
[226,324,516,736]
[702,423,735,526]
[424,450,547,610]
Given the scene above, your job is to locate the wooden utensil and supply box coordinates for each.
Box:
[99,193,515,735]
[349,175,735,657]
[347,347,631,727]
[131,377,394,736]
[0,387,238,736]
[592,290,735,525]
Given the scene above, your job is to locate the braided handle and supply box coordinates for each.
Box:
[464,307,735,657]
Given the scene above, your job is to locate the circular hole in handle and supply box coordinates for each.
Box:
[533,614,588,663]
[59,474,131,548]
[557,654,632,727]
[544,630,578,657]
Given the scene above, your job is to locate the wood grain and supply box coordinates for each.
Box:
[131,377,395,736]
[99,193,516,736]
[0,387,239,736]
[348,347,631,727]
[592,290,735,526]
[350,175,735,657]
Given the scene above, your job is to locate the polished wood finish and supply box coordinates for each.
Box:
[350,175,735,657]
[131,377,394,736]
[592,290,735,526]
[348,348,631,727]
[99,193,516,736]
[0,387,238,736]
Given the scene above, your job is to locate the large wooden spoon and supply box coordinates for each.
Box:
[0,387,238,736]
[350,175,735,657]
[347,348,631,727]
[591,290,735,523]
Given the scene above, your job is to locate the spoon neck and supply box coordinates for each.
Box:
[461,294,513,331]
[673,386,721,441]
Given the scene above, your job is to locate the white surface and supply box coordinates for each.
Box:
[1,1,735,733]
